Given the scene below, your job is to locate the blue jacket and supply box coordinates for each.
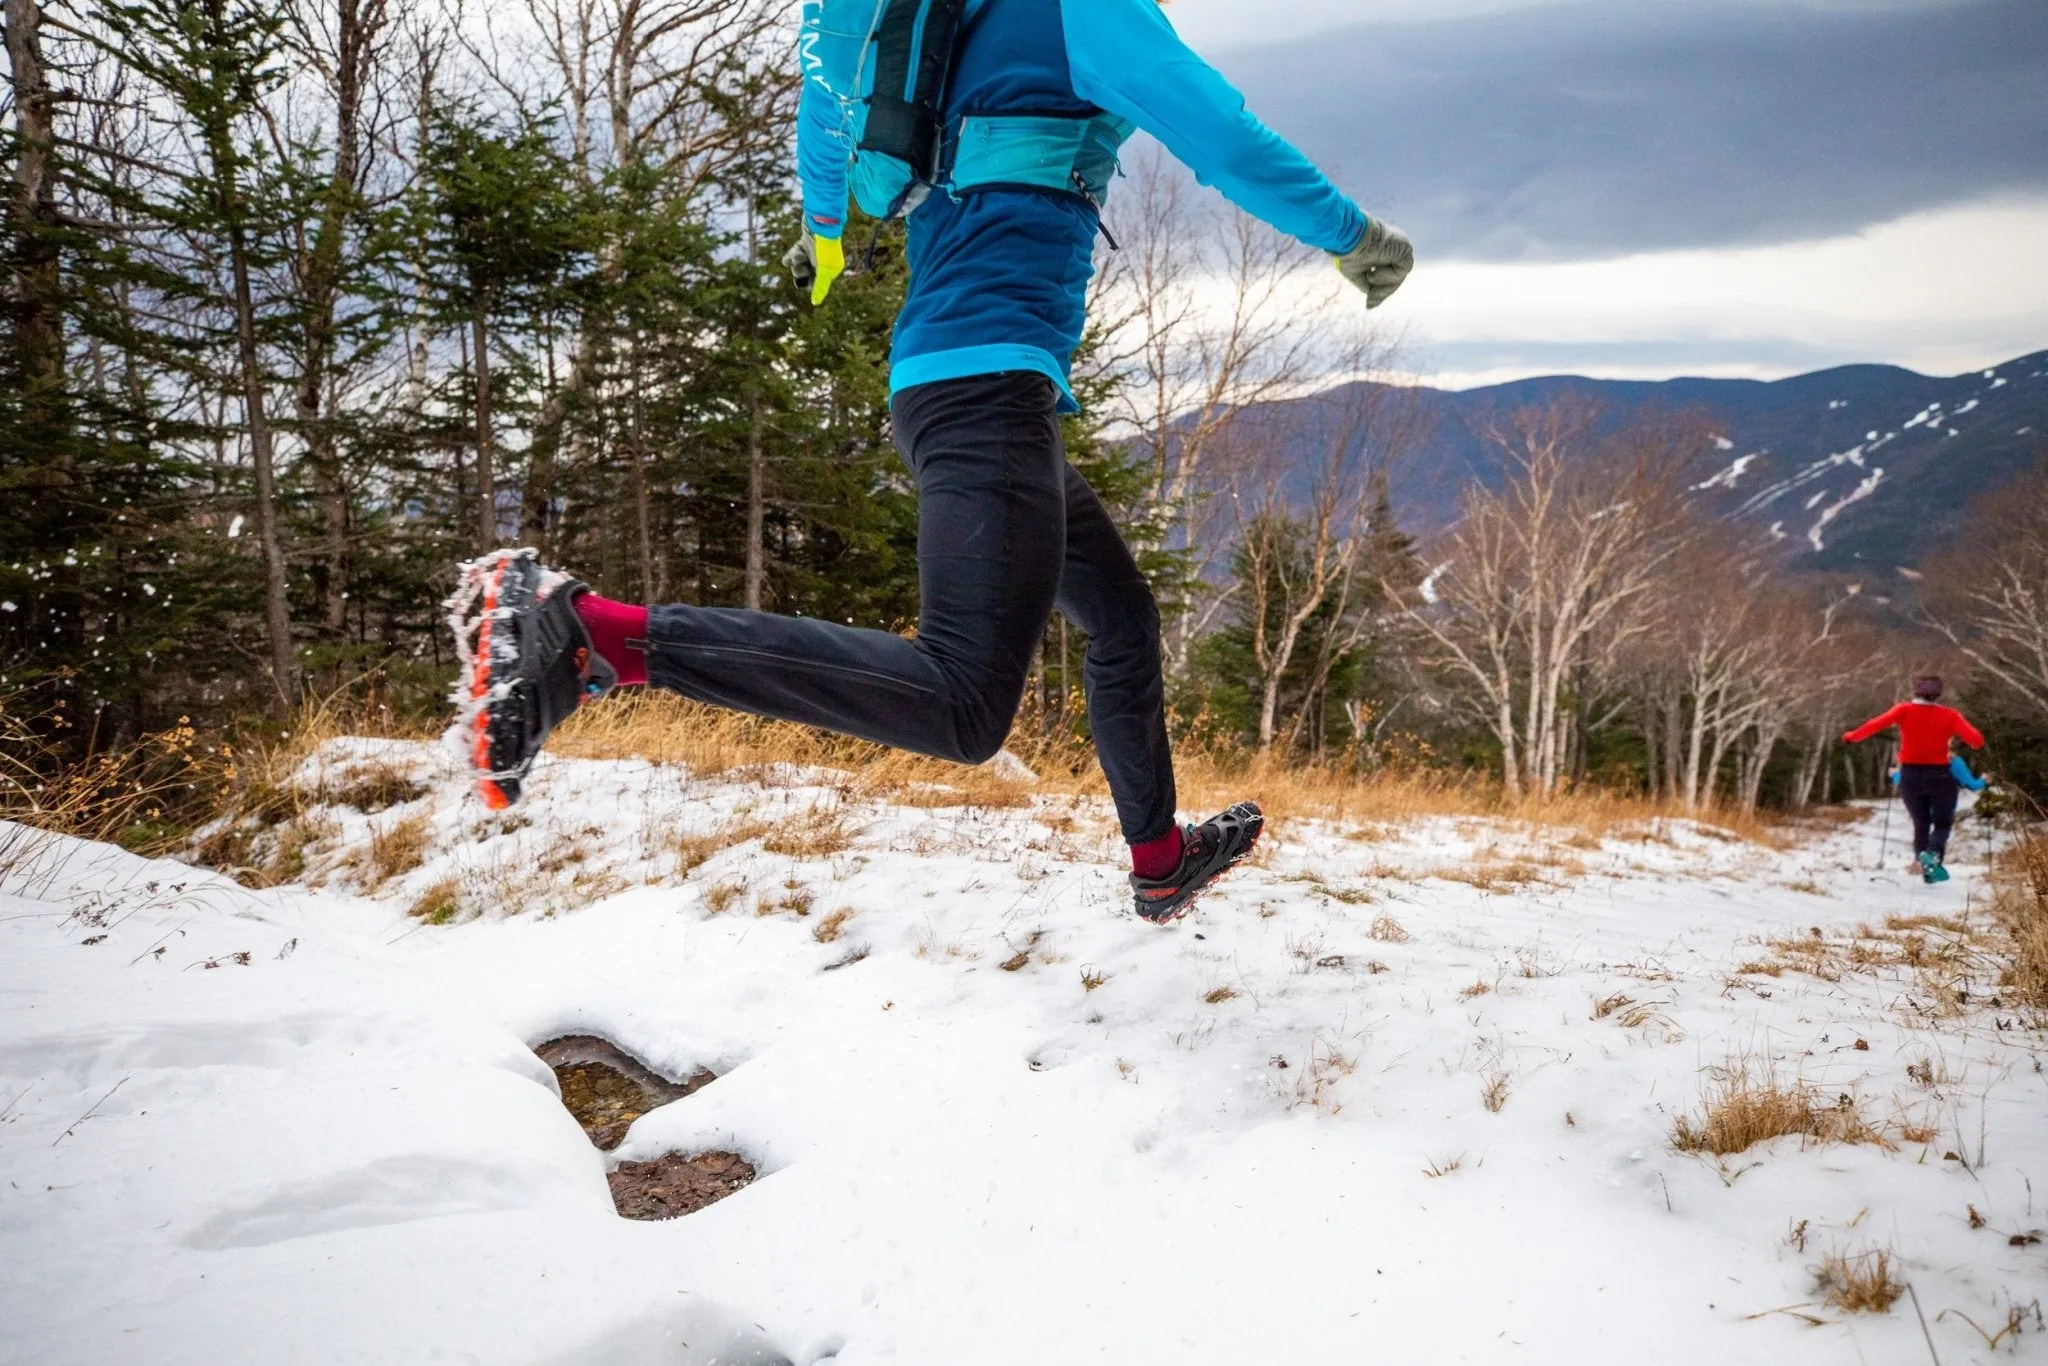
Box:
[797,0,1369,411]
[1887,756,1988,791]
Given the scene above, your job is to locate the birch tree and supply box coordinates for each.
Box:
[1401,404,1705,797]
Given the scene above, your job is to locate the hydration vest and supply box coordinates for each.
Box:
[803,0,1132,220]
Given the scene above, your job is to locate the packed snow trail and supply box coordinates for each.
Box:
[1,742,2043,1364]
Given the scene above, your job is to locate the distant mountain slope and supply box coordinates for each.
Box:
[1358,350,2048,571]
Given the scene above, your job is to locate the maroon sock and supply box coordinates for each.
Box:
[572,591,649,687]
[1130,827,1185,880]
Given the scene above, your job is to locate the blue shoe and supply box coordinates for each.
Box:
[1917,850,1950,884]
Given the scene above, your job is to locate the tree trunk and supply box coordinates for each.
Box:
[5,0,62,412]
[227,210,293,700]
[632,367,655,602]
[193,0,294,701]
[471,303,495,551]
[292,0,377,639]
[744,383,765,610]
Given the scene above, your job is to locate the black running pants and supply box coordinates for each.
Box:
[1897,763,1959,858]
[642,371,1177,843]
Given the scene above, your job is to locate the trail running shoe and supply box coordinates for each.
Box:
[447,549,616,810]
[1918,850,1950,884]
[1130,801,1264,924]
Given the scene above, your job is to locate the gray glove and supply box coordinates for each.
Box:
[1336,217,1414,308]
[782,233,844,305]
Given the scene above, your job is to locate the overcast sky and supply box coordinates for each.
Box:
[1160,0,2048,388]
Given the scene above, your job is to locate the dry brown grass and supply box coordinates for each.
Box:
[702,879,748,915]
[312,763,430,813]
[1816,1247,1903,1314]
[1741,915,1983,994]
[1202,985,1239,1004]
[1460,980,1492,1000]
[760,805,856,857]
[812,907,855,943]
[0,695,234,885]
[407,877,461,925]
[545,692,1793,841]
[668,818,774,875]
[366,812,432,887]
[1672,1059,1889,1156]
[1368,915,1411,943]
[1993,830,2048,1015]
[1480,1072,1511,1113]
[1591,991,1635,1019]
[1437,859,1554,893]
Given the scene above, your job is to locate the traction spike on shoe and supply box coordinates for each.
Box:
[444,549,616,809]
[1129,800,1263,924]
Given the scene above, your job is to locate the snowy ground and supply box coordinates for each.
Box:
[3,739,2045,1365]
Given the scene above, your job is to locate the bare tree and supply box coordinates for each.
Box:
[281,0,396,637]
[5,0,63,421]
[1924,459,2048,715]
[1219,339,1417,751]
[1094,150,1326,670]
[1401,404,1706,797]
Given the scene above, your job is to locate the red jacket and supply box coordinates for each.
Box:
[1843,702,1984,766]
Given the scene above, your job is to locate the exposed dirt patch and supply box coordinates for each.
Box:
[608,1149,758,1220]
[533,1034,753,1219]
[535,1034,714,1151]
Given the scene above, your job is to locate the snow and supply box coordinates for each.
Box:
[227,515,245,539]
[4,742,2046,1366]
[1693,453,1757,492]
[1807,466,1884,552]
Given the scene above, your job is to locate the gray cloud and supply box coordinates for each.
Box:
[1212,0,2048,260]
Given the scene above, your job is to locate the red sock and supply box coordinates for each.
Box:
[572,592,649,687]
[1130,827,1185,880]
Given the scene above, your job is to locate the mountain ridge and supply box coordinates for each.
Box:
[1306,349,2048,571]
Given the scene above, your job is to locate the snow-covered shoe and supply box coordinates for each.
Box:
[446,549,616,810]
[1130,801,1264,923]
[1917,850,1950,884]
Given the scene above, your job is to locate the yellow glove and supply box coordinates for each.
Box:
[783,233,846,306]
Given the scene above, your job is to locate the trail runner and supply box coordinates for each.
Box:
[1844,675,1984,884]
[450,0,1412,922]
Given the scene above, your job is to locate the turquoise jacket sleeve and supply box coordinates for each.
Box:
[1949,755,1986,791]
[1060,0,1369,255]
[796,1,849,241]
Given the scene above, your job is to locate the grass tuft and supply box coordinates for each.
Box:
[1815,1247,1903,1314]
[1672,1059,1889,1156]
[407,877,461,925]
[366,813,432,887]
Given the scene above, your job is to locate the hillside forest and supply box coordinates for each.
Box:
[5,0,2046,814]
